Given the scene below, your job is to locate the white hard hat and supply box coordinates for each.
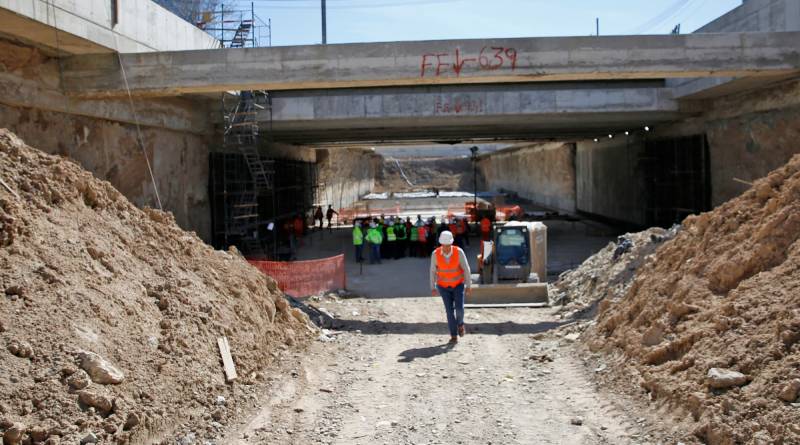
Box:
[439,230,454,245]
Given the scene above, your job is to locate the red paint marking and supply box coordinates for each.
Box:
[421,47,518,77]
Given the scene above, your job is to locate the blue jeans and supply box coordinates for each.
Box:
[369,243,382,264]
[437,283,465,337]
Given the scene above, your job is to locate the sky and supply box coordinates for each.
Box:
[232,0,744,47]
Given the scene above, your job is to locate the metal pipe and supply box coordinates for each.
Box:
[321,0,327,44]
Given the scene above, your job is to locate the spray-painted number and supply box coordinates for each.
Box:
[420,47,518,77]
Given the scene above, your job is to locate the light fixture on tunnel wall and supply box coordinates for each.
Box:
[624,131,630,136]
[608,134,613,139]
[593,138,599,143]
[644,126,650,132]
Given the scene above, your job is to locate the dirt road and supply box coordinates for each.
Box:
[219,296,675,445]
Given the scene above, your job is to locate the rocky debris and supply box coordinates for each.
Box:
[706,368,749,390]
[2,422,26,445]
[550,225,678,316]
[65,369,91,390]
[77,390,113,415]
[778,379,800,403]
[570,417,584,426]
[585,154,800,444]
[76,351,125,385]
[0,129,311,444]
[6,340,33,359]
[79,432,98,444]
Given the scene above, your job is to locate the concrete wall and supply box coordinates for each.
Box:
[0,37,214,240]
[478,143,576,213]
[697,0,800,33]
[317,148,377,211]
[0,0,219,53]
[575,136,646,226]
[705,106,800,205]
[0,103,211,238]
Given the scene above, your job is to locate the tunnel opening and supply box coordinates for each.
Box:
[642,134,712,227]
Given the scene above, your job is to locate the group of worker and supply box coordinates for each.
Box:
[352,214,494,264]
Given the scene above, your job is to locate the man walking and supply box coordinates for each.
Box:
[430,231,471,344]
[326,205,338,232]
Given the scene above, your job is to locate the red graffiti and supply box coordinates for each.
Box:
[434,97,484,114]
[421,47,518,77]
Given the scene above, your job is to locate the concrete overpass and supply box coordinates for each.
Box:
[264,81,683,143]
[61,32,800,97]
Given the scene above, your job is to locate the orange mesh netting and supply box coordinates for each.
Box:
[248,254,346,297]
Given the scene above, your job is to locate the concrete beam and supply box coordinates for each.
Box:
[253,82,686,143]
[61,32,800,97]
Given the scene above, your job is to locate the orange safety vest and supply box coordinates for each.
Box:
[434,246,465,288]
[480,218,491,233]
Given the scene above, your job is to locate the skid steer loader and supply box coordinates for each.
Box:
[466,221,549,308]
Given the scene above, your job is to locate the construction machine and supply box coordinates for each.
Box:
[467,221,549,307]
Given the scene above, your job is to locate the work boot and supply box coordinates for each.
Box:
[448,336,458,344]
[458,324,466,337]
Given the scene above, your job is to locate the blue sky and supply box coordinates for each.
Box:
[241,0,743,46]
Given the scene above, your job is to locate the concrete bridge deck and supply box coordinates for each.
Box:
[61,32,800,97]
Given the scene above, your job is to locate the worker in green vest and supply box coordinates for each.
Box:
[394,219,407,259]
[385,219,397,260]
[353,220,365,263]
[367,220,383,264]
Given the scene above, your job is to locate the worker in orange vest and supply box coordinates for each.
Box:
[480,216,492,241]
[430,231,471,344]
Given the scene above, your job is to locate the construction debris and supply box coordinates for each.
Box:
[550,225,679,317]
[0,130,310,444]
[583,154,800,445]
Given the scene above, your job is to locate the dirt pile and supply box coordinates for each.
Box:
[551,226,678,316]
[585,154,800,444]
[0,129,313,444]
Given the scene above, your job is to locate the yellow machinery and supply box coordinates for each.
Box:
[467,221,549,307]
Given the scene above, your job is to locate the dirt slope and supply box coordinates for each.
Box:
[586,154,800,444]
[374,157,477,193]
[0,129,312,444]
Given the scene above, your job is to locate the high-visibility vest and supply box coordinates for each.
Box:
[353,227,363,245]
[480,218,491,232]
[386,226,396,242]
[418,226,427,241]
[410,226,419,241]
[434,246,465,288]
[395,224,406,240]
[367,228,382,244]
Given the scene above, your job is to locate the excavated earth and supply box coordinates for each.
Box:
[566,154,800,444]
[0,129,314,444]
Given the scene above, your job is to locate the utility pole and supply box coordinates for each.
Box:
[321,0,327,44]
[596,17,599,36]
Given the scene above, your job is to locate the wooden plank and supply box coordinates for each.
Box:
[0,176,20,200]
[217,336,237,382]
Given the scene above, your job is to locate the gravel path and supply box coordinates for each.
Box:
[219,295,679,444]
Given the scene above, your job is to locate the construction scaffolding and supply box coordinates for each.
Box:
[196,3,271,48]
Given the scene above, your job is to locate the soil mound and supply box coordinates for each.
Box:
[551,226,678,316]
[586,154,800,444]
[0,129,312,444]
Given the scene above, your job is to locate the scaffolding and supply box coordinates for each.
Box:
[196,3,271,48]
[207,5,321,257]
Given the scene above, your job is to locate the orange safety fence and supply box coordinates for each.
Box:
[337,205,402,224]
[248,254,346,297]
